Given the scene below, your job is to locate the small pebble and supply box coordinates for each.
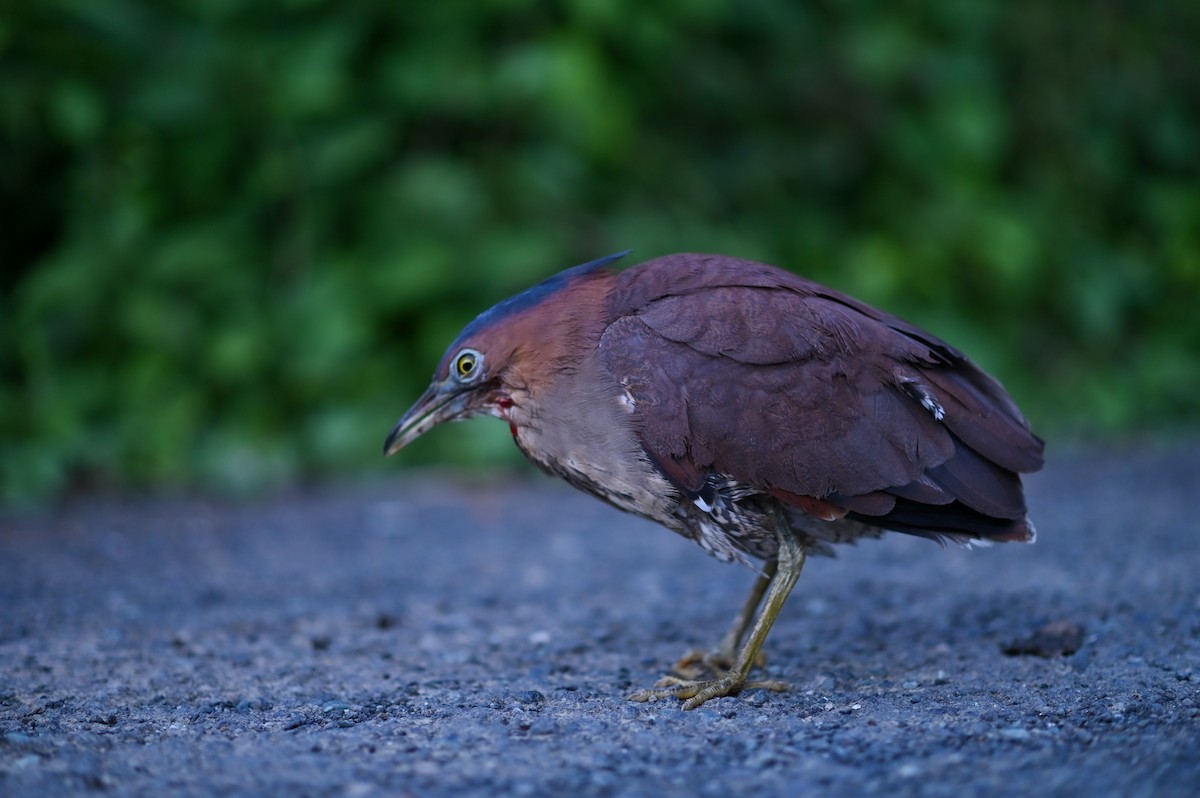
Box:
[515,690,546,706]
[1003,620,1084,658]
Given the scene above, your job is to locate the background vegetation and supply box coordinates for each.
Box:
[3,0,1198,503]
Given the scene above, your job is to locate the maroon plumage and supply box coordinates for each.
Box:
[601,254,1041,551]
[385,252,1044,708]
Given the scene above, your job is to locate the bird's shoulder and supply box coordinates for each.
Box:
[594,253,1042,504]
[604,252,946,367]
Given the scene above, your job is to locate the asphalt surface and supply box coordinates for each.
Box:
[1,442,1198,797]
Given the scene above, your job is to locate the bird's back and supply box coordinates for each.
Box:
[597,253,1043,557]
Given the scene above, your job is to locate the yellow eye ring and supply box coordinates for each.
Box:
[453,349,483,382]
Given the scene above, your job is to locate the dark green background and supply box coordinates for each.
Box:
[3,0,1198,503]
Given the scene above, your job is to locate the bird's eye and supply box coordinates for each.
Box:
[454,349,483,382]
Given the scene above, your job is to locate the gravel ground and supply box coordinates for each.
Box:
[1,443,1198,797]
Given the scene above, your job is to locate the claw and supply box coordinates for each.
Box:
[629,674,788,710]
[670,649,720,680]
[628,515,806,711]
[671,647,767,681]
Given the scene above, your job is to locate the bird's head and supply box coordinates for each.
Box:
[383,251,629,456]
[382,333,508,456]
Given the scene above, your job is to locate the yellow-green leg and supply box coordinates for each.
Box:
[630,514,807,710]
[671,559,777,679]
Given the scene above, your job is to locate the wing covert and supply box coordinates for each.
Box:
[597,255,1042,536]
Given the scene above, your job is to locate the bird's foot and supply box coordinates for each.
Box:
[629,673,788,710]
[671,648,767,681]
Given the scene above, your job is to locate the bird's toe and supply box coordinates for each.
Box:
[628,673,788,710]
[671,647,767,681]
[670,649,721,680]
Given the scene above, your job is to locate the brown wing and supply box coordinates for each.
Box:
[599,253,1044,542]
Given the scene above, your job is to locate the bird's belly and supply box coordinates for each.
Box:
[512,424,679,529]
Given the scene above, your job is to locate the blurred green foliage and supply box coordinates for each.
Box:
[2,0,1198,502]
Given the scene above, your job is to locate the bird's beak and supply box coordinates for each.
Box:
[383,381,471,456]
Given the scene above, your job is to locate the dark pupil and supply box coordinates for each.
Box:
[460,357,474,374]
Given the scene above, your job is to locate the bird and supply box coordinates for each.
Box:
[384,251,1044,709]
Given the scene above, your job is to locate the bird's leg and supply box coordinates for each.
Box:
[671,560,777,679]
[631,512,807,709]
